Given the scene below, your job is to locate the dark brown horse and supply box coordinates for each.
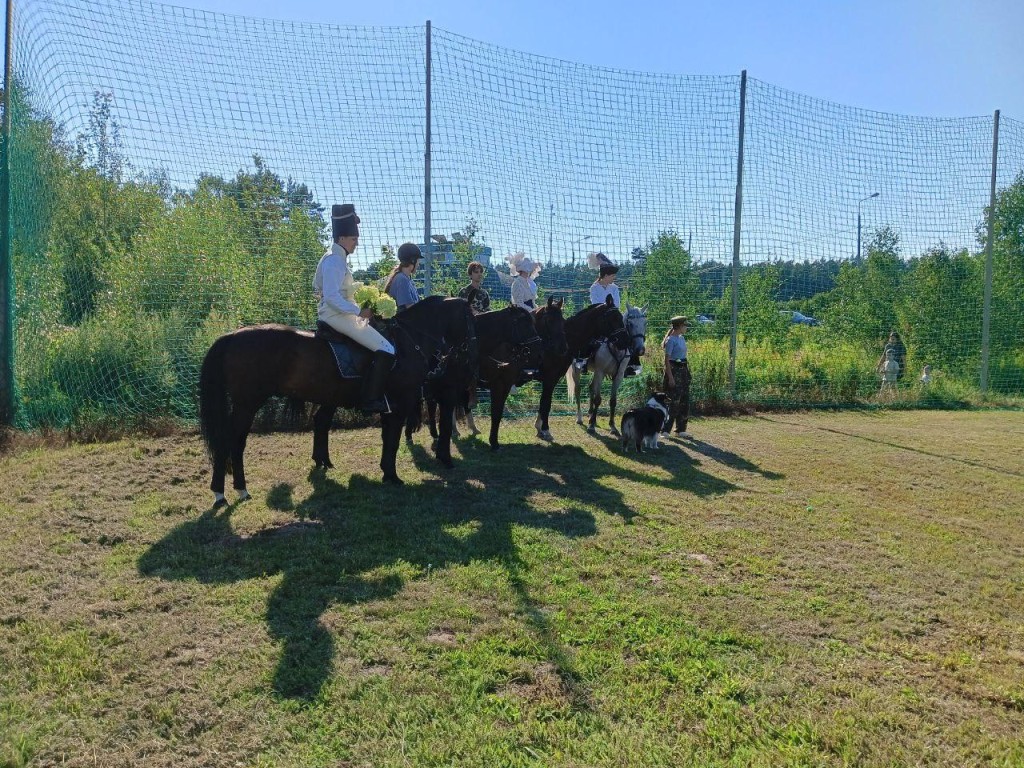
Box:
[199,296,477,504]
[462,297,568,450]
[533,297,628,441]
[420,303,546,452]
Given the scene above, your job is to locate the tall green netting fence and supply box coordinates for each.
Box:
[1,0,1022,428]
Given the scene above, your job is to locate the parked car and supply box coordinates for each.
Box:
[779,310,820,327]
[696,314,714,325]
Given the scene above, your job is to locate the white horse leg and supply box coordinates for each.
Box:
[608,364,626,437]
[588,371,602,433]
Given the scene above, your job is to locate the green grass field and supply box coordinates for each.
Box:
[1,411,1022,767]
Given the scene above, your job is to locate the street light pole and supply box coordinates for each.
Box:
[857,192,880,263]
[571,234,592,267]
[549,204,554,263]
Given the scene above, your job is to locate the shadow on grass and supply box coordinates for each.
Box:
[139,438,741,702]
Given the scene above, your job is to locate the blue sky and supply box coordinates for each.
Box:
[6,0,1023,271]
[112,0,1024,119]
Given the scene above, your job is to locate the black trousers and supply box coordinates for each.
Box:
[663,361,691,432]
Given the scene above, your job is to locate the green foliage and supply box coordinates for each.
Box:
[628,231,701,328]
[979,171,1024,357]
[821,226,905,347]
[899,245,981,370]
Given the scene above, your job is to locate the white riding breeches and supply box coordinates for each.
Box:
[321,312,395,354]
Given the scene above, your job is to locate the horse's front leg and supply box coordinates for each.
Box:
[379,412,405,484]
[489,377,513,451]
[535,379,555,441]
[465,381,481,436]
[587,375,602,434]
[311,404,336,469]
[435,398,455,469]
[229,404,257,501]
[608,376,621,437]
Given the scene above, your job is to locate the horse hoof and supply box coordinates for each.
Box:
[538,431,554,442]
[490,444,501,452]
[383,474,404,486]
[441,459,455,470]
[212,497,228,510]
[470,429,481,436]
[609,428,620,437]
[576,418,584,426]
[237,490,251,503]
[586,426,597,435]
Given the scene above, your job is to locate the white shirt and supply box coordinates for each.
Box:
[511,275,537,309]
[313,243,360,319]
[590,281,620,308]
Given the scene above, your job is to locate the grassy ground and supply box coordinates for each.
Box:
[1,410,1022,767]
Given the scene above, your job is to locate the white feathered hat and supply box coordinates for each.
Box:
[505,251,542,280]
[588,251,619,276]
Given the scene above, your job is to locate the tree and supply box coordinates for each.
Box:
[978,171,1024,357]
[192,154,326,259]
[898,245,981,369]
[627,231,701,327]
[821,225,905,347]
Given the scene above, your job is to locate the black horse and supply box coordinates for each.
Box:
[533,297,628,441]
[420,303,545,455]
[432,297,568,451]
[463,297,569,450]
[199,296,477,504]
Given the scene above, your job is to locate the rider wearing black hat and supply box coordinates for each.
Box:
[313,204,395,413]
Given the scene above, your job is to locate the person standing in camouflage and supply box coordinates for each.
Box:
[661,316,692,437]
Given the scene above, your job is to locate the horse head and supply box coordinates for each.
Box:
[535,296,568,358]
[599,302,628,351]
[624,305,647,357]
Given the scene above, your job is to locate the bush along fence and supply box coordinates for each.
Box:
[1,0,1023,428]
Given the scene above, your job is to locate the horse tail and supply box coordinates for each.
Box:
[199,335,233,473]
[566,362,579,404]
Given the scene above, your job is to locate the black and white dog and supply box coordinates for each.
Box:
[621,392,670,453]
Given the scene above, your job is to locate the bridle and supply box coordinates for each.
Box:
[394,302,478,380]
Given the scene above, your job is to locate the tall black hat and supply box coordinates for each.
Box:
[397,242,421,265]
[331,204,360,240]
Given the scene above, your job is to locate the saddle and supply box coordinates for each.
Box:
[316,320,395,379]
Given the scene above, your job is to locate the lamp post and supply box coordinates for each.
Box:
[571,234,592,267]
[857,192,880,263]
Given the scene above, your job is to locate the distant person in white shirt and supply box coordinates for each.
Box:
[920,364,932,385]
[588,252,621,308]
[313,203,394,413]
[505,252,542,310]
[574,252,621,371]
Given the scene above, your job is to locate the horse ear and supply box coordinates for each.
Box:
[547,295,554,307]
[605,295,614,307]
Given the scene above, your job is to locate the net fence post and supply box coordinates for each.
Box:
[0,0,14,425]
[728,70,747,400]
[422,20,433,295]
[980,109,999,397]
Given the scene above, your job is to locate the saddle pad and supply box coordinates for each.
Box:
[326,340,371,379]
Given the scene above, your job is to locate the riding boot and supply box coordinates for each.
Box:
[361,350,395,413]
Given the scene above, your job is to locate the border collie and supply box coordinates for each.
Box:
[621,393,670,453]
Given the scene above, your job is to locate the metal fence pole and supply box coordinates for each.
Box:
[980,109,1000,396]
[728,70,747,399]
[422,20,433,295]
[0,0,15,425]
